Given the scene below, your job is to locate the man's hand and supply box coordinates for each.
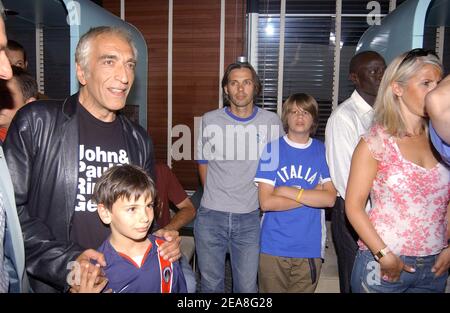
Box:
[76,249,107,267]
[153,229,182,262]
[70,263,110,293]
[68,249,107,292]
[432,247,450,277]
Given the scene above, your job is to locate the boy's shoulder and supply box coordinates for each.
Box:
[148,235,171,260]
[311,137,325,149]
[148,234,166,246]
[97,238,111,254]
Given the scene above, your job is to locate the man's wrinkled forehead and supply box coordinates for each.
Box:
[94,33,136,60]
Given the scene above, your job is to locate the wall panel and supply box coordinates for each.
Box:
[103,0,245,190]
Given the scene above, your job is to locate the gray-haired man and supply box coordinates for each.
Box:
[3,26,181,292]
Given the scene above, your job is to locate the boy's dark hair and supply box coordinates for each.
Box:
[221,61,261,106]
[92,164,156,210]
[7,39,27,63]
[11,66,37,100]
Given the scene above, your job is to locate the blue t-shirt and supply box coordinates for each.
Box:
[430,122,450,166]
[254,136,331,258]
[98,235,187,293]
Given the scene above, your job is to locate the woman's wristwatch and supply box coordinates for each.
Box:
[374,246,391,261]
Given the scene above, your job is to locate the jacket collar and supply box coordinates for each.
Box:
[61,93,80,118]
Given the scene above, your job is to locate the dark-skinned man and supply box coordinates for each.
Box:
[325,51,386,293]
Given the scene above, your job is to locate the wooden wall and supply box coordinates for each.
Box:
[103,0,245,190]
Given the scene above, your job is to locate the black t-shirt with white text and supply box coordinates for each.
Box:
[70,103,129,249]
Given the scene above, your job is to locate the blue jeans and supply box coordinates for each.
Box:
[194,206,260,293]
[351,249,448,293]
[180,255,197,293]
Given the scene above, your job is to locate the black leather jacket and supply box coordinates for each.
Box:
[3,94,155,292]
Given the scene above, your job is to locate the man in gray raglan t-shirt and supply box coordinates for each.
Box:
[195,61,283,293]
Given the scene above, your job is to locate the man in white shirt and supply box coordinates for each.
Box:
[325,51,385,293]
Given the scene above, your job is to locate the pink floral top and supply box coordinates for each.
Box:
[358,124,450,256]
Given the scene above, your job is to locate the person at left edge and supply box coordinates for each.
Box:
[3,26,181,292]
[0,0,29,293]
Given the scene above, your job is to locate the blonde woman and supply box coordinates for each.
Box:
[346,49,450,293]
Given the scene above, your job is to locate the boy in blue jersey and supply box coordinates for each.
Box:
[77,164,187,293]
[254,93,337,293]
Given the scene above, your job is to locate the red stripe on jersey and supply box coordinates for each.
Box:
[155,239,173,293]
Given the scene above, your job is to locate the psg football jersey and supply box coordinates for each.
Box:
[97,235,187,293]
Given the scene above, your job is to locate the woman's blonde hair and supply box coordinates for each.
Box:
[281,93,319,135]
[373,49,442,137]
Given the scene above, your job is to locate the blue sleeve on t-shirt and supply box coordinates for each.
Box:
[430,121,450,166]
[254,141,277,185]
